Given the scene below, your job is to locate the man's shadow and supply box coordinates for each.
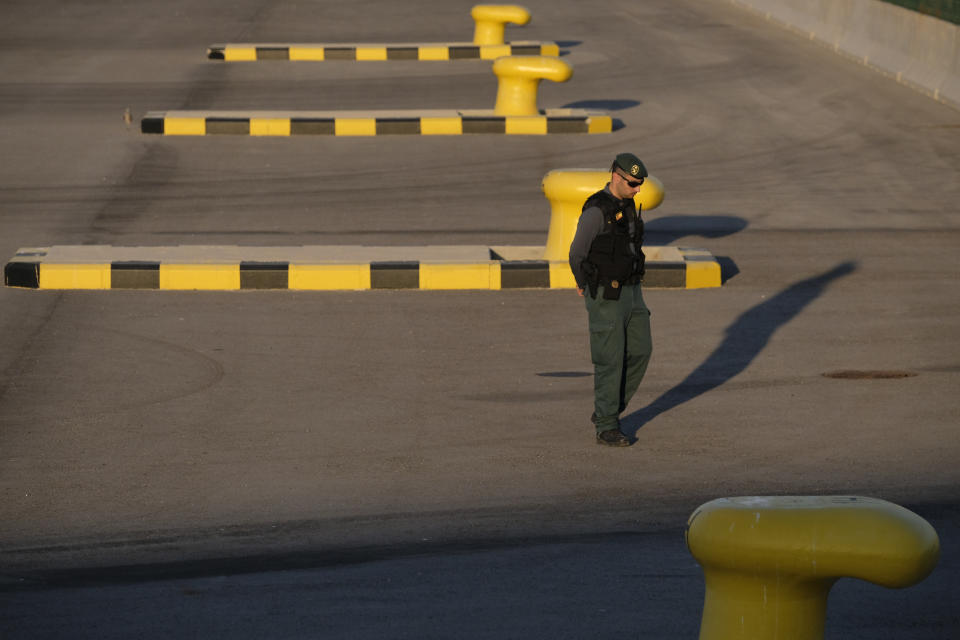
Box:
[621,261,858,437]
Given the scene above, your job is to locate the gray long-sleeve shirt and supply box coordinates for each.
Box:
[568,184,640,290]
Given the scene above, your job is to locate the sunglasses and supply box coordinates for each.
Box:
[616,171,645,188]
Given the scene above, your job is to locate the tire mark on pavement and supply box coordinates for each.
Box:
[0,322,225,421]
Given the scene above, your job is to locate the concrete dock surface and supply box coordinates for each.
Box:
[0,0,958,637]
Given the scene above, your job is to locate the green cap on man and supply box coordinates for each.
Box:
[613,153,647,179]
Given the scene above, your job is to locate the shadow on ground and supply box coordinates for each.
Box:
[644,214,747,246]
[646,214,747,283]
[622,261,858,436]
[562,99,640,111]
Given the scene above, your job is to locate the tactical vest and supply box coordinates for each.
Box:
[582,190,645,300]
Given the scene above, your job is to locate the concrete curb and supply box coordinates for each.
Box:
[140,110,612,136]
[728,0,960,110]
[4,245,721,291]
[207,41,560,61]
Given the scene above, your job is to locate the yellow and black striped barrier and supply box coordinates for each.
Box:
[5,170,723,291]
[208,42,559,61]
[142,55,611,137]
[4,246,720,291]
[208,5,559,62]
[140,109,611,136]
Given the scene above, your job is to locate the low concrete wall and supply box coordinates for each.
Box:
[727,0,960,109]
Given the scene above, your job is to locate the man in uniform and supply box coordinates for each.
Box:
[568,153,653,447]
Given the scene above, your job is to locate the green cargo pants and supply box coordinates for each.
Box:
[584,282,652,433]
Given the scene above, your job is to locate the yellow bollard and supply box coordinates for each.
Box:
[686,496,940,640]
[540,168,664,261]
[471,5,532,45]
[492,56,572,116]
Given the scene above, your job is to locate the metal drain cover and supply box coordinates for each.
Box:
[822,370,917,379]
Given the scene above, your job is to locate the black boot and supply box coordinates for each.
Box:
[596,428,631,447]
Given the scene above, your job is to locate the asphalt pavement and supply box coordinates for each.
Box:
[1,0,958,638]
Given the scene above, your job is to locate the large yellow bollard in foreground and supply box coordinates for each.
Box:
[686,496,940,640]
[540,168,664,261]
[471,5,532,45]
[492,56,572,116]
